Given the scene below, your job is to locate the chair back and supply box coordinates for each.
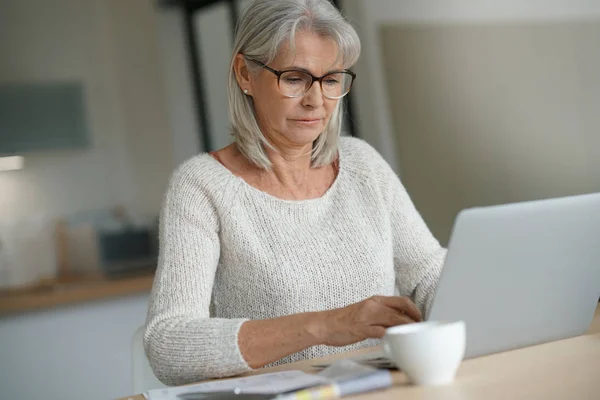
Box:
[132,325,167,393]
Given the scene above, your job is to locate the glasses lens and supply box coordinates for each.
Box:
[322,72,353,99]
[279,71,312,97]
[278,71,354,98]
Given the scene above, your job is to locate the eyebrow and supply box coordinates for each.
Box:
[285,65,347,75]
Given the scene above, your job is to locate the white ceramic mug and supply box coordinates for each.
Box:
[383,320,466,385]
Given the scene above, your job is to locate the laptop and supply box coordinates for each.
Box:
[427,191,600,359]
[318,192,600,369]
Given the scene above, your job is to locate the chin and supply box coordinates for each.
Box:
[286,128,323,145]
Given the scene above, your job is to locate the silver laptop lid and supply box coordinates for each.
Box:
[427,192,600,358]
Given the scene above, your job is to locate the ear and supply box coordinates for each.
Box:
[233,54,253,95]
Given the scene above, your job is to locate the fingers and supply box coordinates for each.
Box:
[374,296,422,322]
[375,308,416,327]
[363,326,386,339]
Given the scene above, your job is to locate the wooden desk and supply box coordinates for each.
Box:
[119,305,600,400]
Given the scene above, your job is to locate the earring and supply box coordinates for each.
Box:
[243,89,249,94]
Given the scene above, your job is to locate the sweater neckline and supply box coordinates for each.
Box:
[204,145,346,206]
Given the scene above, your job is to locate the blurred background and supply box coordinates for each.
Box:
[0,1,599,399]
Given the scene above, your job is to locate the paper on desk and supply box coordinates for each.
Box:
[145,371,329,400]
[319,359,383,381]
[318,359,392,397]
[145,360,392,400]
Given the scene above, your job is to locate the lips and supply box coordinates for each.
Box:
[292,119,322,126]
[293,118,323,122]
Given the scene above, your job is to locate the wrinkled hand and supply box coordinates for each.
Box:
[317,296,422,347]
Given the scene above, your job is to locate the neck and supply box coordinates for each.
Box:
[264,142,313,187]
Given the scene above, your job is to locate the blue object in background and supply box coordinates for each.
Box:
[0,81,90,154]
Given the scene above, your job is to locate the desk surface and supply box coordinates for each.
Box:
[119,305,600,400]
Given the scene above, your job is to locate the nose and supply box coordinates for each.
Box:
[301,81,325,108]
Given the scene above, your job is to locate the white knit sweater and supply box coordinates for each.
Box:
[144,137,447,386]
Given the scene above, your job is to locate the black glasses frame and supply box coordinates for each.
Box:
[244,57,357,99]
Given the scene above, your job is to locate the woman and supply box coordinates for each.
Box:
[144,0,446,386]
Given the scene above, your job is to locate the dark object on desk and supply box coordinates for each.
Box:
[98,228,157,277]
[357,357,397,370]
[313,356,397,370]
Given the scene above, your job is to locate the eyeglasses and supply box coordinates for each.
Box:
[245,57,356,99]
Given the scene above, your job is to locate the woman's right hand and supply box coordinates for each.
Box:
[315,296,422,347]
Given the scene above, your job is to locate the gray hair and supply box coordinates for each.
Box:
[227,0,361,169]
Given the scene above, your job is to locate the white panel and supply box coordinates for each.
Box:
[379,21,600,244]
[196,4,235,151]
[343,0,600,173]
[366,0,600,23]
[0,294,150,400]
[158,9,202,166]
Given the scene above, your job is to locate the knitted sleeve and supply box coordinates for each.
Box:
[143,160,252,386]
[386,170,447,317]
[350,138,447,316]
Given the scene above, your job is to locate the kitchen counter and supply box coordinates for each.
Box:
[0,272,154,316]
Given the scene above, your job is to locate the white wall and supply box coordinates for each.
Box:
[0,294,150,400]
[104,0,174,216]
[196,4,236,151]
[157,9,202,167]
[0,0,135,222]
[341,0,600,174]
[381,20,600,245]
[342,0,600,244]
[0,0,173,222]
